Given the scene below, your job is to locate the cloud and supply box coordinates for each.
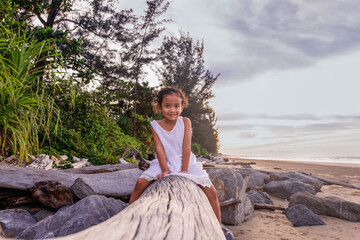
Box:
[209,0,360,84]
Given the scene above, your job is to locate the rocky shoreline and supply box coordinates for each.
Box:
[0,154,360,239]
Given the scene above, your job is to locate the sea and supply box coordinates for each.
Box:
[227,155,360,165]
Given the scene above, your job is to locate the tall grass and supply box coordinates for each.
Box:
[0,25,60,164]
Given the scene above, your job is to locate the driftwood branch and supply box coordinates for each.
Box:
[219,198,241,207]
[312,176,360,190]
[254,203,286,211]
[57,176,225,240]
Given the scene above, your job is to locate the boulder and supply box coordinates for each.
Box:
[268,172,323,192]
[0,209,36,238]
[264,180,316,200]
[289,191,360,222]
[30,181,76,209]
[236,169,270,187]
[209,168,254,225]
[283,204,326,227]
[221,224,235,240]
[247,190,273,205]
[32,209,55,222]
[19,195,128,239]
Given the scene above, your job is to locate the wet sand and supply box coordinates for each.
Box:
[225,158,360,240]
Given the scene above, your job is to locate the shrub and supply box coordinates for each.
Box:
[0,24,60,164]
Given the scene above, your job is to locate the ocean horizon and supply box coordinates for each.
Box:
[225,155,360,164]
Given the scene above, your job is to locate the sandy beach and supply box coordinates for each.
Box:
[223,158,360,240]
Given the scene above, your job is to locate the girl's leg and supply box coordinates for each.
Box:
[199,185,221,224]
[129,178,154,205]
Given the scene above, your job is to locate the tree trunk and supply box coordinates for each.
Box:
[57,176,225,240]
[0,165,142,198]
[60,163,137,174]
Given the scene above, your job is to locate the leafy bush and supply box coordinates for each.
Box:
[0,23,60,163]
[42,104,142,165]
[40,82,142,165]
[191,142,209,156]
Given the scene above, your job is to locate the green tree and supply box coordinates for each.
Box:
[157,31,220,154]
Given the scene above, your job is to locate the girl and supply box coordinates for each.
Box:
[129,86,221,225]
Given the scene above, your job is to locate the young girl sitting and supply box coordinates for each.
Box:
[129,86,221,225]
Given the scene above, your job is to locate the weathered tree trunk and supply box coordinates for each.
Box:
[0,166,142,198]
[57,176,225,240]
[254,203,286,211]
[60,163,137,174]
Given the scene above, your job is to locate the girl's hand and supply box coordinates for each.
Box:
[156,170,172,180]
[179,170,188,173]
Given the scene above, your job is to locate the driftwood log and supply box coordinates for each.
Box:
[57,176,225,240]
[312,176,360,190]
[0,165,142,198]
[254,203,286,211]
[60,163,137,174]
[70,178,97,199]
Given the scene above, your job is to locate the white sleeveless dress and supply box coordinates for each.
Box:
[139,116,212,188]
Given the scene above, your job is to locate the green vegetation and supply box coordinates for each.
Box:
[0,23,60,163]
[0,0,220,165]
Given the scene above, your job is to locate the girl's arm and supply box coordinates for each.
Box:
[152,126,172,179]
[180,117,192,173]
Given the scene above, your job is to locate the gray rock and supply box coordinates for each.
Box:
[289,191,360,222]
[268,172,323,192]
[59,155,68,161]
[32,209,55,222]
[247,190,273,205]
[209,168,254,225]
[236,169,270,187]
[264,180,316,200]
[283,204,326,227]
[19,195,128,239]
[0,209,36,238]
[221,224,235,240]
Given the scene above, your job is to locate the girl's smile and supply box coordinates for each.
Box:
[158,94,184,122]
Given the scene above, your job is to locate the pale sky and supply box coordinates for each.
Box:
[116,0,360,159]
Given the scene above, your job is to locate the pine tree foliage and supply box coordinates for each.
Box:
[157,32,220,154]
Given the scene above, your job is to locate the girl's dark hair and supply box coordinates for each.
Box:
[156,86,188,107]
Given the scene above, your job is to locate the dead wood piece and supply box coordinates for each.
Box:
[254,203,286,211]
[71,178,97,199]
[61,164,137,174]
[138,158,151,171]
[312,176,360,190]
[0,165,142,198]
[56,176,225,240]
[30,181,76,209]
[246,186,264,192]
[0,188,37,207]
[219,198,242,207]
[221,161,257,166]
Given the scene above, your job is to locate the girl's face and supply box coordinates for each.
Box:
[158,93,184,121]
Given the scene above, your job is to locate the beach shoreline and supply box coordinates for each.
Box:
[222,157,360,240]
